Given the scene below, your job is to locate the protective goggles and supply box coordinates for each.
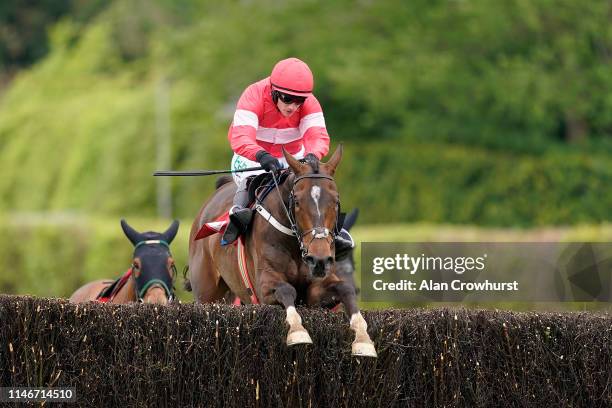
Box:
[276,91,306,105]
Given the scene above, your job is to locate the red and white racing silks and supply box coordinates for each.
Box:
[228,77,330,161]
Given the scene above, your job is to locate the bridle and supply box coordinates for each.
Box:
[132,239,177,303]
[268,171,340,261]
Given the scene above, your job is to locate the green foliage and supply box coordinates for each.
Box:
[0,0,106,72]
[338,143,612,226]
[0,0,610,226]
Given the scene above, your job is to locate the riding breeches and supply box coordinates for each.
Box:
[230,145,305,185]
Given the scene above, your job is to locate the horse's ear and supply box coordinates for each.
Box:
[282,148,308,174]
[323,144,343,176]
[162,220,180,244]
[343,208,359,231]
[120,219,142,246]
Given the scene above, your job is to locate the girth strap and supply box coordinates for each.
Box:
[237,237,259,304]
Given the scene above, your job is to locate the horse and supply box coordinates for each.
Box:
[70,219,179,305]
[212,207,361,307]
[187,146,377,357]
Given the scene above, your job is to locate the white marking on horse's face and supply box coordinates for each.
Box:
[310,185,321,219]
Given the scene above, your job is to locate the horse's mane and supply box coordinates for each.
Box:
[306,159,320,173]
[215,175,234,189]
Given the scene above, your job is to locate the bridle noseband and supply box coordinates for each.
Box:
[271,171,340,261]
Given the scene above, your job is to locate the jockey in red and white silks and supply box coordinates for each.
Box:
[221,58,353,258]
[221,58,330,245]
[228,80,329,184]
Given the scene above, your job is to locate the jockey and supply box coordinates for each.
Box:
[221,57,354,257]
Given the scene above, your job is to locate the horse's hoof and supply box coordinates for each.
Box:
[287,330,313,346]
[352,341,378,358]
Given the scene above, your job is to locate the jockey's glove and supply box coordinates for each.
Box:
[256,151,282,172]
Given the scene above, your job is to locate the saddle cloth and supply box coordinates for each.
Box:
[96,268,132,302]
[195,211,230,240]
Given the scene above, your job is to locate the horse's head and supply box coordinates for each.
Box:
[120,219,180,305]
[283,145,343,278]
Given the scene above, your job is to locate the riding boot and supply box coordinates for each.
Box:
[335,228,355,260]
[221,179,253,246]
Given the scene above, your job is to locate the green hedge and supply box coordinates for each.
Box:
[338,144,612,226]
[1,296,611,407]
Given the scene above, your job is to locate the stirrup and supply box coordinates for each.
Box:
[221,223,240,246]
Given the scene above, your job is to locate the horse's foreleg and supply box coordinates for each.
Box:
[264,282,312,346]
[334,282,377,358]
[349,311,377,357]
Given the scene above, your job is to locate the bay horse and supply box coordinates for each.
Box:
[70,219,179,305]
[187,146,377,357]
[215,208,361,306]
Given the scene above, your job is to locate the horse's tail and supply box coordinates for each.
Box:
[182,175,231,293]
[182,265,192,291]
[215,175,233,189]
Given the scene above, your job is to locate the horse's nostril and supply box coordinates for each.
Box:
[304,255,316,266]
[305,255,333,277]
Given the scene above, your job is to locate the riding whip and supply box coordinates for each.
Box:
[153,166,263,176]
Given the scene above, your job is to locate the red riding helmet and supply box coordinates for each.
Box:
[270,58,314,97]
